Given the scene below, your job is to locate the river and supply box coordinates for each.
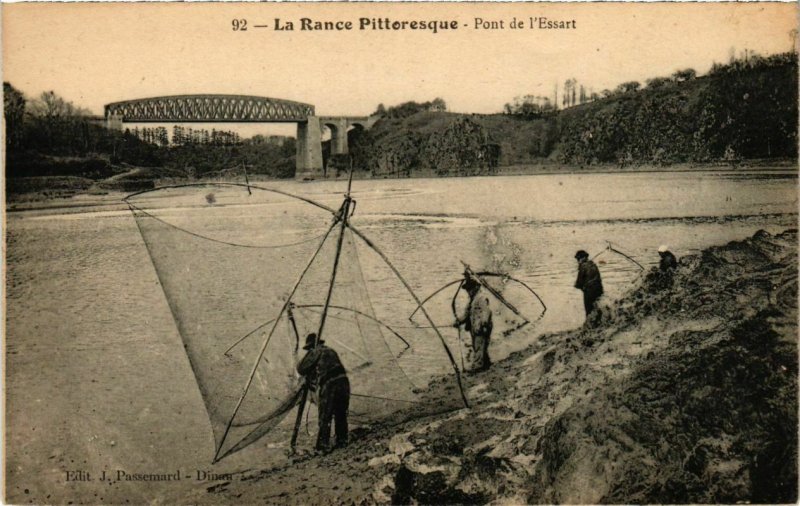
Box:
[5,170,797,504]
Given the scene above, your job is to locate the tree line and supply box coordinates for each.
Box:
[372,98,447,119]
[3,84,297,180]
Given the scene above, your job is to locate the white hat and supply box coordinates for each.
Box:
[658,245,669,253]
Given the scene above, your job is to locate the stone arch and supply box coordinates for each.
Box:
[323,120,348,155]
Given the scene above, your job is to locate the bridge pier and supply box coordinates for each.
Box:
[295,117,324,180]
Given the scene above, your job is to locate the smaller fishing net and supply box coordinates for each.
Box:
[410,269,547,346]
[127,183,466,461]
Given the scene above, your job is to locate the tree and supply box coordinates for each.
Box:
[672,68,697,82]
[4,82,26,151]
[28,91,71,119]
[430,97,447,112]
[616,81,641,93]
[646,76,673,89]
[504,95,555,117]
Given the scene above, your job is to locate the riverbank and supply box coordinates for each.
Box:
[199,228,797,504]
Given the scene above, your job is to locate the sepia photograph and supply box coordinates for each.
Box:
[3,2,798,504]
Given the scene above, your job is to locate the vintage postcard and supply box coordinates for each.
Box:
[3,2,798,504]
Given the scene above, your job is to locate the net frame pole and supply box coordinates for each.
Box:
[607,243,645,271]
[348,224,470,408]
[213,217,340,463]
[291,188,354,451]
[287,304,308,453]
[315,200,351,344]
[408,279,464,322]
[451,280,467,371]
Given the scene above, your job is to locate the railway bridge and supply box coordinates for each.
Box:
[104,94,377,179]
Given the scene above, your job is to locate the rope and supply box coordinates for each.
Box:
[296,305,410,349]
[123,181,337,214]
[128,202,330,250]
[223,317,280,356]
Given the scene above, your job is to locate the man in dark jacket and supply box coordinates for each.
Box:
[658,245,678,272]
[574,250,604,326]
[454,274,493,372]
[297,333,350,452]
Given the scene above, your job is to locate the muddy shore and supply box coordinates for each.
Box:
[196,229,797,504]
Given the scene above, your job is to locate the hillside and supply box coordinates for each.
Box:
[202,229,797,504]
[354,52,797,176]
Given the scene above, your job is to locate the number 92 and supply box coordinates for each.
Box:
[232,19,247,31]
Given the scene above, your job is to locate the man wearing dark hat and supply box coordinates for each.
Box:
[574,250,604,326]
[454,274,493,371]
[297,332,350,452]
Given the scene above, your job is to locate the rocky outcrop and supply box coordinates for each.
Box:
[364,117,500,177]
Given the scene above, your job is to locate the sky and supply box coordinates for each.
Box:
[3,2,797,133]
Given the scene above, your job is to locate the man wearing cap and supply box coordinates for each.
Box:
[574,250,604,326]
[454,274,493,372]
[297,333,350,452]
[658,245,678,272]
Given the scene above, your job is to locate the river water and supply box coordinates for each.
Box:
[5,170,797,504]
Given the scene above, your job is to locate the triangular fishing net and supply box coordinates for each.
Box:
[127,183,465,462]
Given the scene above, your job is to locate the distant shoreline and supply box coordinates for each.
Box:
[6,162,797,214]
[343,160,798,181]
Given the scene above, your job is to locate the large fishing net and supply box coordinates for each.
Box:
[126,183,466,461]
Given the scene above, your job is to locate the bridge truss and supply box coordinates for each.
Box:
[104,94,315,123]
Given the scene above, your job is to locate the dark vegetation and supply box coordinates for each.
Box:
[359,52,796,175]
[3,84,297,196]
[4,51,797,194]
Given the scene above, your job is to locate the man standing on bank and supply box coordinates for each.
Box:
[574,250,604,326]
[297,332,350,452]
[454,274,494,372]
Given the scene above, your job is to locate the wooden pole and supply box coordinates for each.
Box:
[242,162,252,195]
[348,224,470,408]
[213,218,338,463]
[607,243,645,271]
[451,280,467,371]
[408,278,463,321]
[462,262,529,324]
[290,186,353,452]
[287,304,307,454]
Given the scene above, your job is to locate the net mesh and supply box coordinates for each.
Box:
[127,184,464,460]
